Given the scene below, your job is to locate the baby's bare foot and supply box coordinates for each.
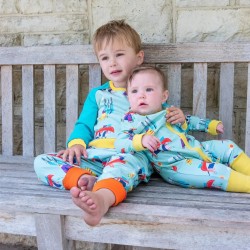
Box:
[78,175,97,191]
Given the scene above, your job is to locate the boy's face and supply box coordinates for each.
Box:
[127,70,168,115]
[96,39,144,88]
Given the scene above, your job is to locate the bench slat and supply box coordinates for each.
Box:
[167,64,182,107]
[246,63,250,155]
[0,211,36,236]
[0,155,34,164]
[193,63,207,141]
[44,65,56,152]
[0,45,97,65]
[1,208,249,250]
[22,65,35,156]
[2,184,250,207]
[219,63,234,139]
[89,64,102,89]
[66,65,79,140]
[1,43,250,65]
[1,192,250,224]
[65,214,250,249]
[1,66,14,156]
[143,43,250,63]
[193,63,207,118]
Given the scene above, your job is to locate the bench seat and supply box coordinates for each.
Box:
[0,43,250,249]
[1,158,250,249]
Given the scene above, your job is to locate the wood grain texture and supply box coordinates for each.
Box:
[167,63,181,107]
[0,43,250,65]
[246,63,250,156]
[0,211,36,236]
[44,65,56,152]
[1,66,14,156]
[193,63,207,118]
[35,214,72,250]
[219,63,234,140]
[66,65,79,140]
[1,163,250,249]
[22,65,35,156]
[0,45,97,65]
[89,64,102,89]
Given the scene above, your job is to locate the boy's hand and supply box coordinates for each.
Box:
[57,144,87,165]
[166,106,185,125]
[142,134,160,153]
[216,122,224,134]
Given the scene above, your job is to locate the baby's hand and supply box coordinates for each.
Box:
[216,122,224,134]
[166,106,185,124]
[142,134,160,153]
[57,144,87,165]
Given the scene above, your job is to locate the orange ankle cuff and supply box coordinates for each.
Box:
[93,178,127,206]
[63,167,91,190]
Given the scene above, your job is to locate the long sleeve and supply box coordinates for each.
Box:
[185,115,221,135]
[67,87,100,148]
[164,102,220,135]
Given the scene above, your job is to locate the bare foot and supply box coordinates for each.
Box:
[70,187,115,226]
[78,175,97,191]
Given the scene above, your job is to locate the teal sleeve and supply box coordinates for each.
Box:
[66,86,100,147]
[185,115,212,133]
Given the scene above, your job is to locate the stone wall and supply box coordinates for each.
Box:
[0,0,250,153]
[1,0,249,46]
[0,0,250,248]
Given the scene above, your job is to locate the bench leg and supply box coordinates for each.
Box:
[35,214,75,250]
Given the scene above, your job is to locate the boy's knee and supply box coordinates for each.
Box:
[34,153,44,164]
[34,154,42,168]
[34,153,49,173]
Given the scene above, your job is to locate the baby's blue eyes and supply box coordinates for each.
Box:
[130,88,154,94]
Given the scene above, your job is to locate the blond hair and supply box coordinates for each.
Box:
[128,66,168,90]
[93,20,142,54]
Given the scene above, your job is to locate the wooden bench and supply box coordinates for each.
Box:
[0,43,250,250]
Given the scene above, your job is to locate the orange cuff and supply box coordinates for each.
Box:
[93,178,127,206]
[63,167,91,190]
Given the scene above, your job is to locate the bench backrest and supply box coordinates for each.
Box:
[0,43,250,160]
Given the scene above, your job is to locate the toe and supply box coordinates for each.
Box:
[78,176,89,188]
[70,187,81,198]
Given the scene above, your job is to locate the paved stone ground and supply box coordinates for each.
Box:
[0,244,37,250]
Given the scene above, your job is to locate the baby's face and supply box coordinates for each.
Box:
[127,70,168,115]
